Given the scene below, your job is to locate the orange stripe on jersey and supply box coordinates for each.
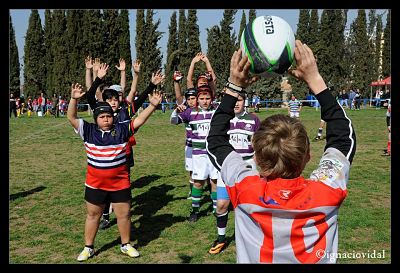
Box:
[252,213,274,263]
[86,164,130,191]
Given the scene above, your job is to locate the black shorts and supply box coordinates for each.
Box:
[84,187,131,205]
[386,116,391,127]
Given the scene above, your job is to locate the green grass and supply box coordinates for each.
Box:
[9,106,390,263]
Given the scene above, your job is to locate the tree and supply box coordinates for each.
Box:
[296,9,310,43]
[374,14,383,79]
[9,15,20,96]
[135,9,146,91]
[248,9,256,23]
[118,9,133,87]
[218,9,237,90]
[43,10,54,95]
[308,9,319,50]
[81,10,104,58]
[237,10,246,46]
[352,10,371,90]
[206,25,223,86]
[24,9,46,98]
[381,10,390,77]
[66,10,85,94]
[186,9,203,81]
[102,9,121,85]
[165,11,179,95]
[50,10,69,98]
[177,9,188,89]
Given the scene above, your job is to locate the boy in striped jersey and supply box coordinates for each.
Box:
[173,70,198,198]
[209,91,260,254]
[171,85,218,222]
[207,42,356,263]
[68,83,162,261]
[287,94,302,118]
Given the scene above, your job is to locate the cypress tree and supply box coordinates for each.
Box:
[135,9,146,91]
[248,9,256,23]
[66,10,85,93]
[165,11,179,95]
[51,10,69,98]
[24,10,46,98]
[352,10,370,89]
[118,9,132,87]
[186,9,203,80]
[206,25,223,85]
[9,15,21,96]
[374,14,383,79]
[237,10,246,46]
[296,9,310,43]
[82,10,104,58]
[43,10,54,95]
[102,9,121,85]
[138,9,163,92]
[177,9,188,89]
[381,10,390,77]
[308,10,319,50]
[218,9,237,89]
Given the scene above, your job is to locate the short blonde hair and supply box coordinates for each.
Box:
[252,114,310,180]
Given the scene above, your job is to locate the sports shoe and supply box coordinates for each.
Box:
[77,246,94,261]
[99,218,111,230]
[188,211,198,223]
[121,243,140,258]
[208,240,227,254]
[314,136,321,141]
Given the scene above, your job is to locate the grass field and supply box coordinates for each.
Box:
[9,106,391,264]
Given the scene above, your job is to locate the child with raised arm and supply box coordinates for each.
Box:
[67,83,162,262]
[207,41,356,263]
[171,84,218,222]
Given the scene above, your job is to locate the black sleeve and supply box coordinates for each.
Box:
[133,82,156,111]
[206,93,237,171]
[86,77,104,110]
[316,88,356,164]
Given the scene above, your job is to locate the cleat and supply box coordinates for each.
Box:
[208,240,227,254]
[121,243,140,258]
[77,247,94,261]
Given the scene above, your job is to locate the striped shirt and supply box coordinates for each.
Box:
[75,119,133,191]
[173,106,216,155]
[228,111,260,160]
[288,99,302,112]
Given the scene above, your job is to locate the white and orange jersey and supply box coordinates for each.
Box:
[221,147,349,263]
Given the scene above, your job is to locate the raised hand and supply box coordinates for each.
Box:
[151,70,165,85]
[288,40,326,94]
[173,71,183,82]
[200,53,209,63]
[71,83,86,99]
[229,48,259,89]
[192,52,203,63]
[148,90,162,107]
[97,63,109,79]
[132,60,141,74]
[116,58,126,71]
[85,56,93,69]
[93,58,101,72]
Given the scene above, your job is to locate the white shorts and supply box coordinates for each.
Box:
[185,146,193,172]
[217,158,256,200]
[290,111,300,118]
[191,153,219,181]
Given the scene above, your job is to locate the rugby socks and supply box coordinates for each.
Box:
[216,211,228,242]
[85,244,94,250]
[317,127,323,137]
[191,187,203,214]
[211,191,217,214]
[387,141,391,154]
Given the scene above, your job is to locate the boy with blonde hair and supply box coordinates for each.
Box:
[207,41,356,263]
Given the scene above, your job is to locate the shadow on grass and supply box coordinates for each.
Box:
[130,184,187,247]
[131,174,162,189]
[178,254,193,263]
[9,186,46,201]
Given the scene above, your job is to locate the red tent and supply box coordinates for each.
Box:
[383,76,391,85]
[370,80,386,86]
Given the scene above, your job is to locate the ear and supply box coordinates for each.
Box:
[305,149,311,164]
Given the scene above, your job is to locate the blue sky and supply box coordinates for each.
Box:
[10,9,388,83]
